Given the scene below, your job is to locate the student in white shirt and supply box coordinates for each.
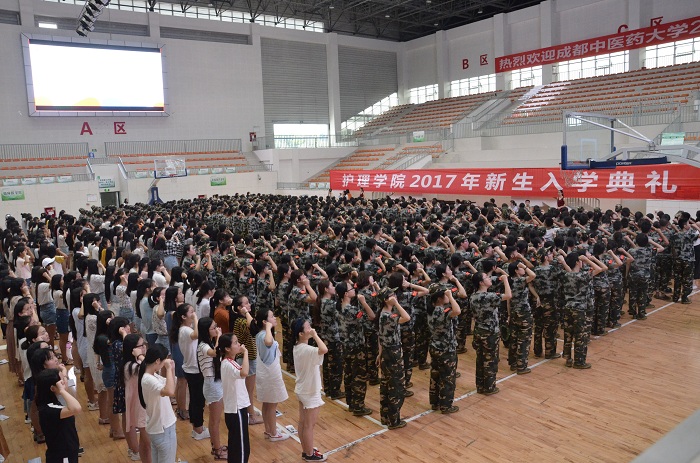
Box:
[138,344,177,463]
[219,333,250,463]
[292,318,328,462]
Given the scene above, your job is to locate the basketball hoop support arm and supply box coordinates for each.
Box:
[564,112,655,151]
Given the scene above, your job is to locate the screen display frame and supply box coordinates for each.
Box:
[21,33,169,117]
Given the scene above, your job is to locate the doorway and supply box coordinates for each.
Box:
[100,191,119,207]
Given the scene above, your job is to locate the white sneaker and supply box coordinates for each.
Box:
[87,402,99,411]
[268,433,290,442]
[24,415,31,424]
[191,427,210,440]
[127,449,141,461]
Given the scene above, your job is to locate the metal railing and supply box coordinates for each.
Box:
[105,139,242,156]
[256,135,358,150]
[125,163,272,179]
[0,142,89,160]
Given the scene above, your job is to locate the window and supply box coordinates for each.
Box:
[43,0,324,33]
[409,84,438,104]
[553,51,628,81]
[644,38,700,68]
[449,74,496,97]
[341,93,399,134]
[510,66,542,89]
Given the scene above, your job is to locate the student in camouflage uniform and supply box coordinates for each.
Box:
[530,247,560,359]
[671,218,700,303]
[386,271,428,396]
[561,252,604,368]
[606,244,630,329]
[276,263,293,369]
[655,218,674,297]
[627,234,664,319]
[313,280,344,400]
[408,263,432,370]
[507,261,536,374]
[356,271,381,386]
[427,283,461,413]
[590,243,612,336]
[377,287,411,430]
[470,271,511,395]
[285,269,317,373]
[337,281,373,416]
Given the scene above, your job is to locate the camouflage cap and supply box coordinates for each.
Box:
[235,242,246,252]
[236,258,249,269]
[452,235,466,247]
[254,247,267,257]
[478,242,492,254]
[376,287,395,303]
[428,283,450,296]
[318,235,329,244]
[221,253,236,267]
[338,263,355,275]
[301,236,313,245]
[385,258,398,270]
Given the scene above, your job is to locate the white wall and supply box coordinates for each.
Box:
[401,0,700,95]
[1,180,99,217]
[255,147,354,183]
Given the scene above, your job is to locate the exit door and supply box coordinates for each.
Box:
[100,191,119,207]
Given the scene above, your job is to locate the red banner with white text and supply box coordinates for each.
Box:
[495,15,700,73]
[330,165,700,200]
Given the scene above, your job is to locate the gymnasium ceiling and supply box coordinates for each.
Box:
[150,0,543,41]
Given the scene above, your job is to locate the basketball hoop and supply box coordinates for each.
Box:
[560,169,583,188]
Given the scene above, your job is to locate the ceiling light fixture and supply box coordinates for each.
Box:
[478,8,483,13]
[385,14,390,18]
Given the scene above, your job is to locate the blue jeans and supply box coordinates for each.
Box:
[149,423,177,463]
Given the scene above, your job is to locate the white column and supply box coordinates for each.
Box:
[627,0,643,70]
[493,13,508,90]
[397,42,409,104]
[540,0,554,85]
[435,30,449,98]
[326,33,341,138]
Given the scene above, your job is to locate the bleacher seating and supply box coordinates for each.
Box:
[356,93,492,137]
[502,61,700,124]
[307,146,397,183]
[112,150,254,174]
[0,156,88,179]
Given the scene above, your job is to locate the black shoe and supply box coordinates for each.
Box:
[516,367,531,375]
[328,392,346,400]
[368,379,380,386]
[455,372,461,378]
[352,407,373,416]
[441,405,459,414]
[481,387,500,396]
[456,347,468,354]
[533,352,543,358]
[418,363,430,370]
[573,363,592,369]
[545,353,561,359]
[387,420,407,430]
[565,358,573,368]
[636,314,647,320]
[681,298,691,304]
[404,390,414,397]
[78,447,85,456]
[405,381,413,389]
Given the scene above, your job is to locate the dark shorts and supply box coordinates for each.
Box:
[102,364,116,389]
[40,302,57,325]
[56,309,70,334]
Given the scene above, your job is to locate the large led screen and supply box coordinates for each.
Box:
[27,39,165,112]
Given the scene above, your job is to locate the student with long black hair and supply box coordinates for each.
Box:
[254,306,289,442]
[51,273,71,365]
[219,333,250,463]
[197,316,226,460]
[121,333,151,462]
[138,344,176,463]
[175,303,209,440]
[36,367,82,463]
[164,286,188,420]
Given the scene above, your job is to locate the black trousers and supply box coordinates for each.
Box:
[225,409,250,463]
[185,371,205,428]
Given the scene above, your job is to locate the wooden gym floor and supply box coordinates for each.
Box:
[2,291,699,462]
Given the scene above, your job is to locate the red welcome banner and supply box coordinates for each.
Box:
[495,15,700,73]
[330,165,700,200]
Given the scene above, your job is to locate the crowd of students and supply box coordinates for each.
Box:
[1,193,699,462]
